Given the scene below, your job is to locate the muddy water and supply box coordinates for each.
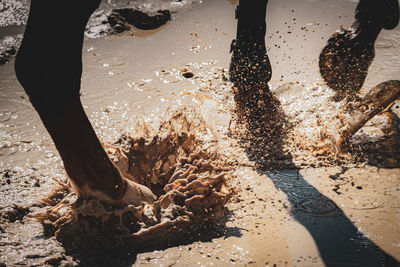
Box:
[1,0,400,266]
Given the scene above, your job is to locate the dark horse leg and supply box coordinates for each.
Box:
[15,0,156,205]
[229,0,278,125]
[319,0,399,100]
[229,0,271,90]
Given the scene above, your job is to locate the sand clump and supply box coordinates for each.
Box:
[32,111,234,250]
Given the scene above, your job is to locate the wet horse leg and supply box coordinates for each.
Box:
[15,0,156,206]
[229,0,271,90]
[229,0,277,124]
[319,0,399,100]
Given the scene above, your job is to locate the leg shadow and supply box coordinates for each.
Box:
[234,92,399,266]
[49,207,242,267]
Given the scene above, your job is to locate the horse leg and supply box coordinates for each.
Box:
[229,0,275,123]
[15,0,156,206]
[319,0,399,100]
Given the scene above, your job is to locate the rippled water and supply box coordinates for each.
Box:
[266,170,342,218]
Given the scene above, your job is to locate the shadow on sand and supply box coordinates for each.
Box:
[58,217,243,266]
[234,91,400,267]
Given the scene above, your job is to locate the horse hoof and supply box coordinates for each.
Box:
[319,26,375,97]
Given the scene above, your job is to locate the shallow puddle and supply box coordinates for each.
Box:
[1,0,400,266]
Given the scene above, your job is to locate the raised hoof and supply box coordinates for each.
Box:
[319,27,375,98]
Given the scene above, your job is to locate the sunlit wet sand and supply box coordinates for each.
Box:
[0,0,400,266]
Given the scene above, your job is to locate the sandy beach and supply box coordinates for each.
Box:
[1,0,400,266]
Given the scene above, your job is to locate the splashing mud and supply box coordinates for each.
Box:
[230,79,400,169]
[32,111,234,251]
[1,0,400,264]
[114,60,399,170]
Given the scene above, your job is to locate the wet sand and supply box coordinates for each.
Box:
[1,0,400,266]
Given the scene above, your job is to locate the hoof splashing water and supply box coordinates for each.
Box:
[32,111,234,250]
